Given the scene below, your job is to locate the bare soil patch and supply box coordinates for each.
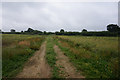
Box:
[16,41,51,78]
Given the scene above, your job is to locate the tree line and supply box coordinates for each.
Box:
[1,24,120,36]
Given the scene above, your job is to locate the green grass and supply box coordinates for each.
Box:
[46,36,61,78]
[2,34,42,46]
[2,34,45,77]
[2,48,35,77]
[58,36,118,55]
[2,34,119,78]
[55,36,119,78]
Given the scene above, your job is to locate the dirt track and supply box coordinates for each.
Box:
[54,45,85,78]
[16,41,51,78]
[16,41,85,78]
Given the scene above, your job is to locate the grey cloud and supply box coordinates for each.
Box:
[2,2,118,32]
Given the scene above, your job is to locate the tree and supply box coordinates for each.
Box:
[60,29,64,33]
[60,29,65,35]
[10,29,16,32]
[107,24,120,32]
[44,31,46,34]
[33,30,42,34]
[82,29,87,32]
[27,28,34,32]
[0,29,2,33]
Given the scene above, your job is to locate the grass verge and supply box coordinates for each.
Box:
[2,48,35,77]
[46,36,61,79]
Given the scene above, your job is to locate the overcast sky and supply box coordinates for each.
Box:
[2,2,118,32]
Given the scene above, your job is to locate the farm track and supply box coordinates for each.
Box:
[16,41,52,78]
[54,45,85,78]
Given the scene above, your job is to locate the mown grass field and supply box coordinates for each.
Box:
[55,36,119,78]
[2,34,45,77]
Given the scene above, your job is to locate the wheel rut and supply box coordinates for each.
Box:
[54,45,85,78]
[16,41,51,78]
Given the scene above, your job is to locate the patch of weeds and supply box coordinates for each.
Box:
[2,48,35,77]
[57,65,65,77]
[29,37,45,50]
[46,36,61,78]
[59,65,64,68]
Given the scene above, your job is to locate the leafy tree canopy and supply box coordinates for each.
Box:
[107,24,120,32]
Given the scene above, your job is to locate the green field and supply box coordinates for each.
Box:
[2,34,45,77]
[55,36,119,78]
[2,34,119,78]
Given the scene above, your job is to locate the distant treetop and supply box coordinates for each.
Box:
[27,28,34,32]
[60,29,64,33]
[82,29,87,32]
[10,29,16,32]
[107,24,120,32]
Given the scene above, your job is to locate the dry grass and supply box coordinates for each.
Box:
[18,41,30,46]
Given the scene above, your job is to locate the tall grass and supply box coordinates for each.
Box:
[2,34,45,77]
[57,36,118,61]
[55,36,119,78]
